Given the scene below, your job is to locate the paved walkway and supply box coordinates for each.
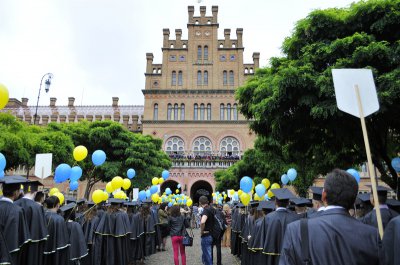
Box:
[145,229,240,265]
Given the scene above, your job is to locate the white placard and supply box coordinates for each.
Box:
[132,188,139,201]
[34,153,53,179]
[332,69,379,118]
[227,189,234,198]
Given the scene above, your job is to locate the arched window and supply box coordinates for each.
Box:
[172,71,176,86]
[233,103,238,120]
[207,104,211,120]
[204,71,208,85]
[170,44,174,48]
[194,104,198,120]
[197,71,202,85]
[192,136,213,156]
[245,68,248,74]
[195,20,199,25]
[180,104,185,120]
[227,103,231,120]
[153,104,158,120]
[223,71,227,85]
[229,70,234,85]
[204,46,208,60]
[183,43,187,48]
[174,103,179,120]
[250,68,254,73]
[220,104,225,120]
[197,46,202,61]
[167,104,172,120]
[220,136,240,156]
[153,68,157,73]
[165,136,185,154]
[219,43,223,48]
[232,43,236,48]
[178,71,183,86]
[200,104,205,120]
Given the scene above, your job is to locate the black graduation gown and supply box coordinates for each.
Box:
[140,214,157,257]
[0,200,31,265]
[15,198,48,265]
[81,215,100,265]
[44,211,70,265]
[383,215,400,265]
[262,209,300,265]
[66,221,88,264]
[129,213,145,262]
[248,217,267,264]
[230,209,239,255]
[240,215,254,265]
[93,210,131,265]
[0,228,11,264]
[360,207,399,230]
[150,207,162,249]
[280,208,382,265]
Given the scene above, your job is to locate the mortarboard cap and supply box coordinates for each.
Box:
[23,180,43,193]
[108,198,125,205]
[237,202,245,208]
[0,176,30,185]
[60,202,77,213]
[77,199,86,206]
[290,198,311,207]
[250,201,260,208]
[271,188,296,201]
[310,187,323,201]
[386,199,400,214]
[87,201,95,207]
[357,193,371,203]
[66,197,77,204]
[124,202,136,207]
[366,185,391,197]
[257,201,275,211]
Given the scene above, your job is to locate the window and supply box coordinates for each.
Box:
[229,71,234,85]
[170,44,174,48]
[219,43,223,48]
[245,68,248,74]
[178,71,183,86]
[165,136,185,154]
[197,71,202,85]
[172,71,176,86]
[182,43,187,48]
[194,104,198,120]
[250,68,254,73]
[223,71,227,85]
[220,136,240,156]
[204,71,208,85]
[200,104,205,120]
[197,46,202,61]
[167,104,172,120]
[207,104,211,120]
[220,104,225,120]
[227,104,231,120]
[181,104,185,120]
[204,46,208,60]
[153,104,158,120]
[174,104,179,120]
[192,136,213,156]
[233,103,238,120]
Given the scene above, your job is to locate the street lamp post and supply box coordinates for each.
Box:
[34,73,54,125]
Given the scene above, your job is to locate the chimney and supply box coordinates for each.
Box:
[224,29,231,41]
[163,28,170,47]
[50,97,57,107]
[112,97,119,107]
[68,97,75,107]
[175,29,182,41]
[146,53,154,73]
[253,52,260,69]
[212,6,218,23]
[236,28,243,47]
[188,6,194,23]
[21,98,28,107]
[200,6,206,17]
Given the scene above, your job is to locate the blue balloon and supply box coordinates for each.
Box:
[281,174,289,185]
[92,150,106,166]
[392,157,400,172]
[162,170,170,180]
[264,194,270,201]
[0,153,6,171]
[70,166,82,181]
[255,184,266,197]
[177,184,181,189]
[127,168,136,179]
[168,202,173,207]
[55,164,72,183]
[287,168,297,181]
[240,176,253,193]
[69,180,79,191]
[165,188,172,195]
[0,171,4,179]
[346,168,360,183]
[150,185,158,194]
[138,190,146,201]
[233,192,239,201]
[145,190,151,198]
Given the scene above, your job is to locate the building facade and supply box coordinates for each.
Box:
[142,6,258,202]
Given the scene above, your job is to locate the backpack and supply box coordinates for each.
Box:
[211,209,227,241]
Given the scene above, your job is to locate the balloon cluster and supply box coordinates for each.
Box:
[281,168,298,185]
[212,191,227,205]
[49,187,65,205]
[0,153,6,179]
[92,189,109,204]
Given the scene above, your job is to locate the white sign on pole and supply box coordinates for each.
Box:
[332,69,379,118]
[34,153,53,179]
[132,188,139,201]
[227,190,234,198]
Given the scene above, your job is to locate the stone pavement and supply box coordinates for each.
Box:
[145,229,240,265]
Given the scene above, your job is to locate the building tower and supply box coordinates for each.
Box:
[142,6,259,202]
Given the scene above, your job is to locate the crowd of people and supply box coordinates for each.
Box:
[168,153,241,161]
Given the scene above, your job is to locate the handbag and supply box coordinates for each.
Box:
[181,218,194,247]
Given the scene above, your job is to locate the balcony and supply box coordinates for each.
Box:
[168,153,241,169]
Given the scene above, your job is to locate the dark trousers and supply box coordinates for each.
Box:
[213,238,222,265]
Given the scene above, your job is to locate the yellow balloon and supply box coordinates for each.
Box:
[73,145,88,162]
[262,179,271,189]
[102,191,109,201]
[229,190,235,196]
[49,187,60,196]
[0,83,9,110]
[122,179,131,190]
[187,199,193,207]
[175,189,179,194]
[111,176,123,190]
[267,189,274,198]
[238,190,243,196]
[106,182,114,193]
[152,177,158,186]
[54,192,65,205]
[158,177,164,184]
[152,193,160,203]
[254,194,261,201]
[240,193,251,206]
[271,183,281,190]
[92,189,104,204]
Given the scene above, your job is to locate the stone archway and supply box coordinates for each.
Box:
[160,180,180,194]
[190,180,213,204]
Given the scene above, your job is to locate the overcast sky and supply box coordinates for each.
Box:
[0,0,356,106]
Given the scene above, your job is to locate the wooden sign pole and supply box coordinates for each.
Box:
[355,85,384,239]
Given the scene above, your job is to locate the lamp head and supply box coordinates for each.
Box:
[44,78,51,93]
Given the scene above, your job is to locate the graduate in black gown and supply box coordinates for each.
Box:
[360,186,399,230]
[126,202,145,264]
[229,203,239,256]
[150,204,162,252]
[262,188,300,265]
[240,202,257,265]
[93,198,131,265]
[14,180,48,265]
[139,202,157,258]
[43,195,70,265]
[0,176,31,265]
[60,202,89,265]
[0,228,11,265]
[81,201,100,265]
[382,215,400,265]
[305,186,325,218]
[280,169,383,265]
